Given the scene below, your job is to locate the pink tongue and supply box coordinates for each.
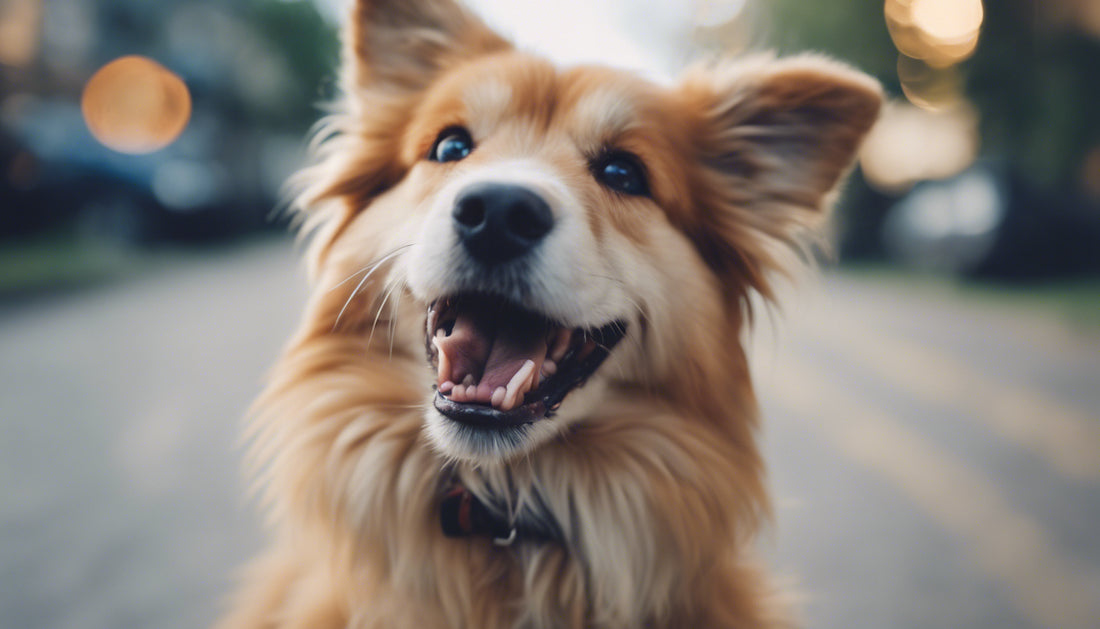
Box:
[435,308,548,391]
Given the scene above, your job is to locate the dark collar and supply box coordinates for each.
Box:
[439,483,560,546]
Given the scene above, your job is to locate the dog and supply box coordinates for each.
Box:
[218,0,881,627]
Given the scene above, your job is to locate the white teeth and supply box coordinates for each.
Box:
[462,374,475,386]
[433,338,451,386]
[528,361,540,390]
[475,383,493,402]
[491,387,506,408]
[434,328,446,339]
[540,360,557,382]
[550,329,571,362]
[503,360,535,411]
[439,380,454,394]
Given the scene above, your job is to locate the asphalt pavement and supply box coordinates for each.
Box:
[1,238,1097,629]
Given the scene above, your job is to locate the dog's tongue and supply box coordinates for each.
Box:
[435,305,547,393]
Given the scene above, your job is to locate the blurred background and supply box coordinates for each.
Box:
[0,0,1097,628]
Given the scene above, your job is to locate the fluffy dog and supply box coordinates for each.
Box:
[219,1,881,627]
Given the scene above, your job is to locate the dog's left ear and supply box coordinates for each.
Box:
[679,55,882,297]
[347,0,510,91]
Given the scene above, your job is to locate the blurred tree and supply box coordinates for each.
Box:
[764,0,1100,267]
[765,0,1100,190]
[248,0,339,129]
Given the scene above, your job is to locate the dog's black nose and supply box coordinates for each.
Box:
[453,183,554,265]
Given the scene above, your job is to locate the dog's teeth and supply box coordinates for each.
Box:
[462,374,475,386]
[529,360,541,390]
[491,387,506,408]
[439,381,454,394]
[503,360,535,411]
[476,383,493,402]
[540,360,557,382]
[434,328,446,339]
[433,338,451,385]
[550,329,571,362]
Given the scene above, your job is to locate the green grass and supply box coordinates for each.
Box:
[0,232,152,298]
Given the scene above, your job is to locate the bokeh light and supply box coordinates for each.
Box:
[0,0,41,68]
[81,56,192,155]
[885,0,984,69]
[860,101,980,193]
[896,54,964,112]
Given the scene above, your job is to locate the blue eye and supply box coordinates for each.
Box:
[595,153,649,196]
[430,128,473,163]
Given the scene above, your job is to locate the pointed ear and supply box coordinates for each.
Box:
[679,55,882,297]
[347,0,511,91]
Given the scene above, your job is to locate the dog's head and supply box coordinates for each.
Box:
[294,0,881,463]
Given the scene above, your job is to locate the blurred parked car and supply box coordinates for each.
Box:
[882,163,1100,280]
[0,95,299,244]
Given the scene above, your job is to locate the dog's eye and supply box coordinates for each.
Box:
[594,153,649,196]
[429,128,474,163]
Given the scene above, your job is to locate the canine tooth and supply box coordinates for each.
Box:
[503,360,535,410]
[529,361,541,390]
[434,327,446,339]
[491,387,506,408]
[432,338,451,385]
[439,381,454,394]
[541,360,557,379]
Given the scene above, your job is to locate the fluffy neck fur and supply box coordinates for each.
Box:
[225,263,786,629]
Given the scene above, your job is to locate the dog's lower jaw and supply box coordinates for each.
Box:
[422,379,606,463]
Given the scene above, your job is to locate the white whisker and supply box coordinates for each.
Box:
[328,244,413,294]
[333,247,409,331]
[367,278,400,350]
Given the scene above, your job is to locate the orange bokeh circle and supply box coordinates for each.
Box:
[82,56,192,154]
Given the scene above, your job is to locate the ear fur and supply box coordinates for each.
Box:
[347,0,510,92]
[680,54,883,301]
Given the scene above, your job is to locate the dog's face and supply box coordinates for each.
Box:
[298,0,881,463]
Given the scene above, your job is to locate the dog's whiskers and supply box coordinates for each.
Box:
[329,244,413,294]
[388,283,404,359]
[333,246,410,331]
[367,278,400,351]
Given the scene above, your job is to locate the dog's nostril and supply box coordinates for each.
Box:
[454,197,486,228]
[506,202,552,241]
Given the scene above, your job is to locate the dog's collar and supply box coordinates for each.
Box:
[439,483,559,546]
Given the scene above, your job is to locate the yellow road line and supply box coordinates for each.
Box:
[758,358,1100,629]
[794,309,1100,482]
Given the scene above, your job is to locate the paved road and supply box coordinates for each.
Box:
[1,239,1098,629]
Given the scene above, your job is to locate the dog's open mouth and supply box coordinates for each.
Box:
[426,294,626,427]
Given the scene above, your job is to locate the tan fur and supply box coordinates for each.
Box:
[218,1,881,627]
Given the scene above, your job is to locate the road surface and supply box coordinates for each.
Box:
[1,238,1098,628]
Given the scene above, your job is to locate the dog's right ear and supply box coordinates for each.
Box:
[347,0,511,91]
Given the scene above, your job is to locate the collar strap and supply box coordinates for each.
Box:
[440,484,558,546]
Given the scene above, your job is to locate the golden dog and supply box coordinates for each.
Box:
[219,0,881,626]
